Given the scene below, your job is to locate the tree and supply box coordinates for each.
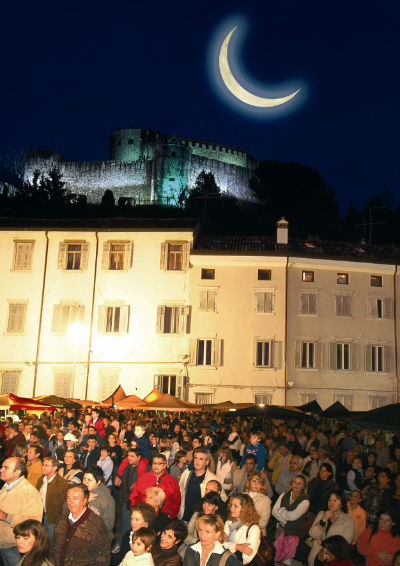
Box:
[250,161,341,238]
[14,167,74,211]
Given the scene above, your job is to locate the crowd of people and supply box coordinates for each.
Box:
[0,405,400,565]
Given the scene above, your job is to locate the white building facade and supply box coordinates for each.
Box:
[0,220,398,410]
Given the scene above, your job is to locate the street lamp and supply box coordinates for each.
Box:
[67,322,87,399]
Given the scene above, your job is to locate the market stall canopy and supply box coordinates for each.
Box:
[204,401,257,411]
[322,401,350,418]
[234,404,306,419]
[68,398,98,407]
[345,403,400,431]
[0,393,56,411]
[143,388,162,403]
[297,400,323,415]
[34,395,81,409]
[116,394,146,409]
[143,393,202,412]
[101,385,127,405]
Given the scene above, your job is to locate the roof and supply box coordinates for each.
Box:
[0,217,199,232]
[192,235,400,265]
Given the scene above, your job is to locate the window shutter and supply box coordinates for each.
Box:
[309,294,317,314]
[369,297,377,318]
[213,339,223,366]
[199,290,207,311]
[351,343,358,370]
[97,306,107,333]
[384,346,392,372]
[265,292,273,313]
[329,343,337,370]
[384,298,394,318]
[295,341,302,368]
[256,292,264,313]
[156,306,165,333]
[335,295,341,316]
[160,243,168,270]
[182,242,190,270]
[176,375,183,399]
[189,339,197,365]
[299,294,307,314]
[54,372,71,398]
[102,243,111,269]
[365,345,372,372]
[123,242,133,270]
[1,371,20,394]
[178,306,190,334]
[120,305,130,333]
[273,341,282,369]
[315,342,321,369]
[154,375,161,390]
[81,243,89,270]
[344,296,351,317]
[52,304,63,333]
[58,242,67,269]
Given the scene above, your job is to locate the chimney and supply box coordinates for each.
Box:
[276,217,289,245]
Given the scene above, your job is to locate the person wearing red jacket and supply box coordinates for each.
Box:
[89,409,106,438]
[129,453,181,519]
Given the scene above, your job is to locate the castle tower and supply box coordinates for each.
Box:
[153,138,191,205]
[109,127,159,162]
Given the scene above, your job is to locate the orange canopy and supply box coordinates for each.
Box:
[101,385,127,406]
[143,388,162,403]
[116,394,146,409]
[143,393,202,412]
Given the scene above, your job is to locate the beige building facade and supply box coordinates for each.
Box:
[0,220,398,410]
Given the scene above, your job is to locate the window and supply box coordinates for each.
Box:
[255,291,274,314]
[54,371,72,398]
[171,152,176,157]
[98,368,120,402]
[102,242,132,270]
[169,177,175,181]
[371,275,382,287]
[299,293,317,315]
[368,297,393,319]
[58,242,89,271]
[366,345,391,373]
[1,370,20,394]
[302,271,314,282]
[12,241,34,270]
[154,375,185,398]
[189,338,223,367]
[7,302,27,333]
[52,304,85,334]
[333,392,353,410]
[201,269,215,280]
[298,341,316,369]
[128,138,134,144]
[299,392,317,405]
[156,305,190,334]
[335,295,352,317]
[330,342,357,370]
[198,288,217,312]
[258,269,271,281]
[97,305,130,334]
[160,241,190,271]
[194,392,214,405]
[255,340,272,367]
[254,393,273,405]
[368,395,388,409]
[337,273,348,285]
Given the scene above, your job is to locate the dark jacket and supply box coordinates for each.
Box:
[54,508,110,566]
[37,473,68,525]
[151,544,182,566]
[280,491,309,537]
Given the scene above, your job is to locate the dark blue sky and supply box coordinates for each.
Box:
[1,0,399,210]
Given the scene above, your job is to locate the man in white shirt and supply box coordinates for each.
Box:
[0,457,43,566]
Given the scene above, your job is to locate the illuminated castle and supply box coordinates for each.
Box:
[24,127,258,205]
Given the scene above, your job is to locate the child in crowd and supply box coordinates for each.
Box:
[119,527,156,566]
[241,430,266,471]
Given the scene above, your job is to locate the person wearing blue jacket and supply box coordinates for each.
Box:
[131,422,153,462]
[241,431,266,471]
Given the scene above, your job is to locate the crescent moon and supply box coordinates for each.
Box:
[219,26,300,108]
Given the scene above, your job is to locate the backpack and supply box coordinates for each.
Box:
[244,525,275,566]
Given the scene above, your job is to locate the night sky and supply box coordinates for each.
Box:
[1,0,399,210]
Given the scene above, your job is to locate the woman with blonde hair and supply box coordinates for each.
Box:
[183,514,241,565]
[244,470,271,535]
[224,494,261,565]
